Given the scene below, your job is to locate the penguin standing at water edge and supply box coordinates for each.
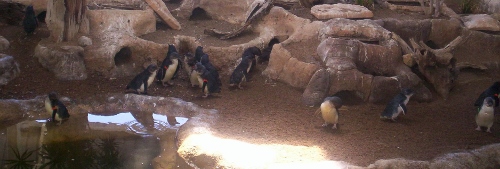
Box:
[476,97,495,133]
[44,92,70,124]
[315,96,342,129]
[474,81,500,109]
[380,88,414,122]
[126,64,158,95]
[195,62,221,98]
[156,45,181,86]
[23,5,38,35]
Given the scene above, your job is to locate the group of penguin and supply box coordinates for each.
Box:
[125,44,266,98]
[316,81,500,133]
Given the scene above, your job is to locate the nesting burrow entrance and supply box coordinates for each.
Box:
[114,47,133,67]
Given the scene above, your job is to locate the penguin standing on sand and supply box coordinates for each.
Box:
[44,92,70,124]
[314,96,343,129]
[476,97,495,133]
[156,45,181,86]
[195,62,221,98]
[380,88,414,122]
[241,46,261,73]
[229,54,253,89]
[126,64,158,95]
[184,53,203,88]
[200,54,222,87]
[474,81,500,109]
[22,5,38,35]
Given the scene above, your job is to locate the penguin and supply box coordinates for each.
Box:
[194,46,205,62]
[474,81,500,108]
[44,92,70,124]
[22,5,38,35]
[314,96,343,129]
[259,39,279,64]
[156,45,181,86]
[195,62,221,98]
[184,52,204,88]
[380,88,414,122]
[241,46,261,73]
[476,97,495,133]
[126,64,158,95]
[229,54,253,89]
[200,54,222,87]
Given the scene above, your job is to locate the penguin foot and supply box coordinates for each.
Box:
[332,124,337,129]
[322,123,328,127]
[476,126,482,131]
[486,128,492,133]
[202,94,209,98]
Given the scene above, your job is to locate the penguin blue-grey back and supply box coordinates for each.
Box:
[380,89,414,122]
[126,64,158,95]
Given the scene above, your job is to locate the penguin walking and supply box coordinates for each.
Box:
[195,62,221,98]
[200,54,222,87]
[229,54,253,89]
[476,97,495,133]
[241,46,261,74]
[156,45,181,86]
[22,6,38,35]
[474,81,500,109]
[380,88,414,122]
[44,92,70,125]
[184,53,204,88]
[314,96,343,129]
[126,64,158,95]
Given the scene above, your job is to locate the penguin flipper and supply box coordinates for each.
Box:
[399,103,407,114]
[202,80,207,93]
[51,109,57,121]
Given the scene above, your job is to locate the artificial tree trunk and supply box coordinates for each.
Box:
[47,0,86,43]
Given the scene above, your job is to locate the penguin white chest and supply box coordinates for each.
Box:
[247,62,253,73]
[393,108,402,119]
[163,59,178,82]
[44,97,53,115]
[139,71,157,92]
[476,106,494,127]
[320,102,338,124]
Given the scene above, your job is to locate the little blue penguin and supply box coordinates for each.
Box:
[380,88,414,122]
[476,97,495,133]
[44,92,70,125]
[156,45,181,86]
[22,6,38,35]
[229,54,253,89]
[315,96,342,129]
[474,81,500,108]
[126,64,158,95]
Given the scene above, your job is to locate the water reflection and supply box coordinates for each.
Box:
[1,112,191,169]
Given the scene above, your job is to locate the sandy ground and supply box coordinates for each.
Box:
[1,1,500,167]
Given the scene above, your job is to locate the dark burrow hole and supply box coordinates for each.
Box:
[425,40,440,49]
[37,11,46,23]
[189,7,211,21]
[332,90,365,106]
[387,1,421,6]
[114,47,132,66]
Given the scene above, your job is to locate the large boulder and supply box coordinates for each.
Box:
[302,68,330,106]
[461,14,500,32]
[311,4,373,19]
[34,41,87,80]
[0,54,20,86]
